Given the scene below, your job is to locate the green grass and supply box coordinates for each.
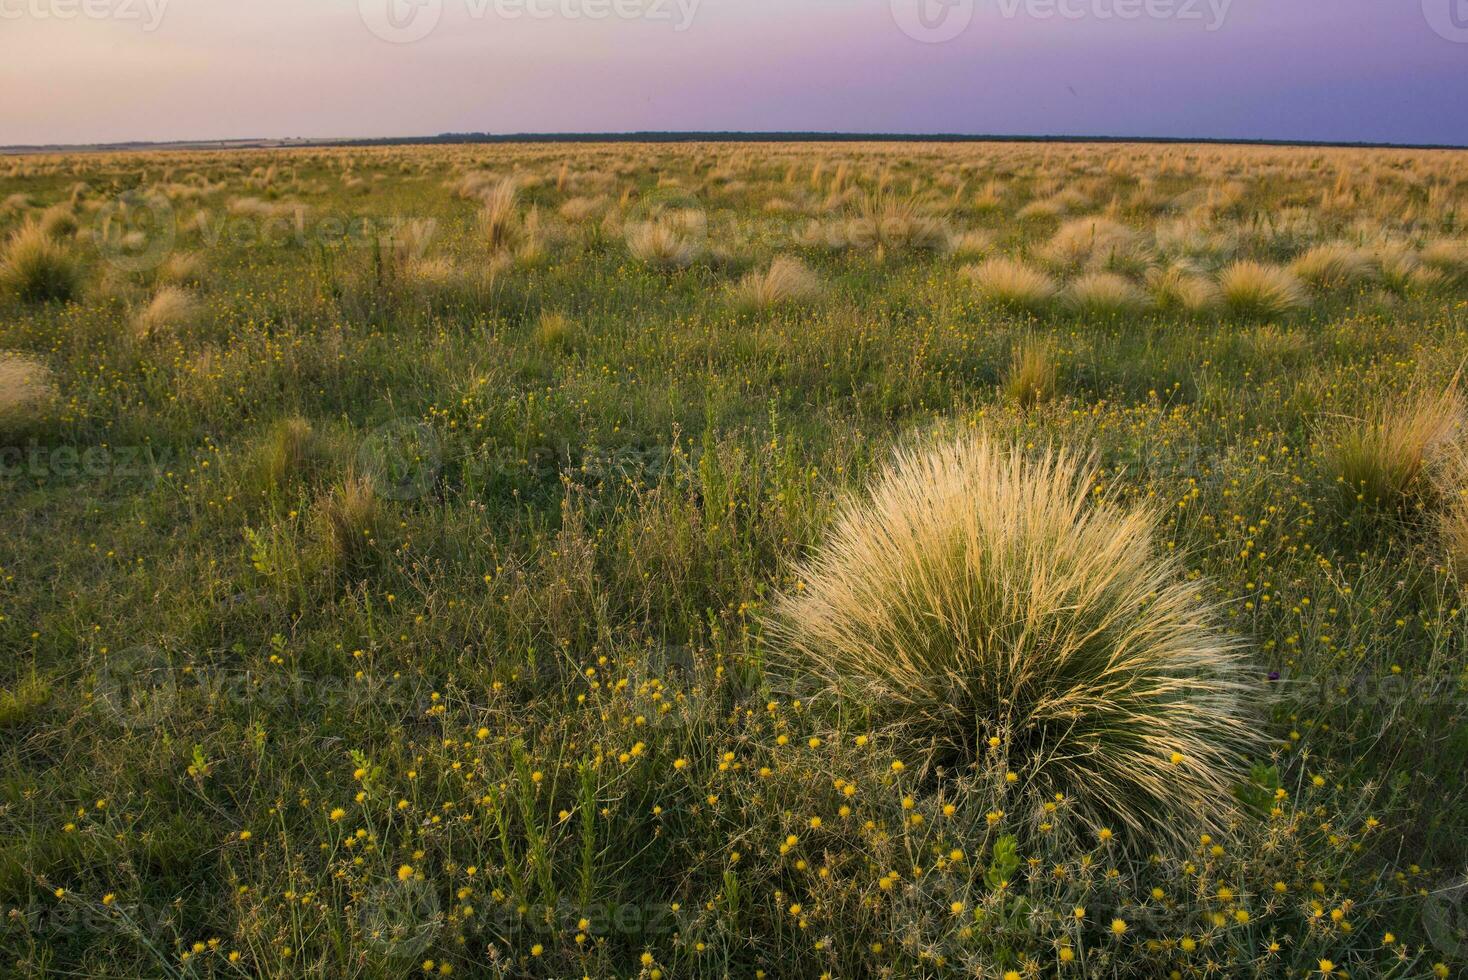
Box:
[1,142,1466,978]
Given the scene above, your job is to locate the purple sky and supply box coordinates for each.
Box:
[2,0,1466,146]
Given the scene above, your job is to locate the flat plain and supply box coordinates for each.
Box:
[2,141,1467,977]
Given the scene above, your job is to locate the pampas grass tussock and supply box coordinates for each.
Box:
[1218,260,1308,318]
[769,435,1257,846]
[1326,383,1465,516]
[0,221,80,304]
[1147,266,1220,314]
[1063,271,1148,316]
[1442,491,1468,588]
[626,210,705,270]
[133,285,202,339]
[963,257,1058,314]
[1289,243,1377,290]
[731,256,823,312]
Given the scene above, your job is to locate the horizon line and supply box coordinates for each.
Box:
[6,130,1468,156]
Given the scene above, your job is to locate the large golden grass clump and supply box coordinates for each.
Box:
[1327,384,1464,516]
[1218,260,1308,318]
[962,257,1057,314]
[0,221,80,304]
[771,436,1257,843]
[732,256,823,312]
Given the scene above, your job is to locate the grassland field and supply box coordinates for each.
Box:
[1,141,1468,978]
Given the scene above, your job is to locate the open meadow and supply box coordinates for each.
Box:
[2,140,1468,977]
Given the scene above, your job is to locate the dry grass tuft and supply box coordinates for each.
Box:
[1041,217,1149,271]
[1217,260,1308,318]
[949,230,994,259]
[769,435,1257,845]
[1326,384,1465,516]
[535,310,577,351]
[133,286,202,339]
[478,180,521,253]
[1289,243,1377,290]
[1004,338,1058,408]
[0,352,57,442]
[1063,272,1148,316]
[626,210,705,270]
[731,256,823,312]
[963,257,1057,314]
[318,473,380,569]
[0,221,80,304]
[159,251,206,287]
[1419,239,1468,287]
[256,416,323,490]
[1147,266,1220,313]
[39,204,79,240]
[850,191,950,253]
[1441,491,1468,587]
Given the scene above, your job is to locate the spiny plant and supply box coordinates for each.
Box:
[0,221,80,304]
[768,435,1258,847]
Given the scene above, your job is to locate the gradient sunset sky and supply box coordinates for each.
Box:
[3,0,1467,146]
